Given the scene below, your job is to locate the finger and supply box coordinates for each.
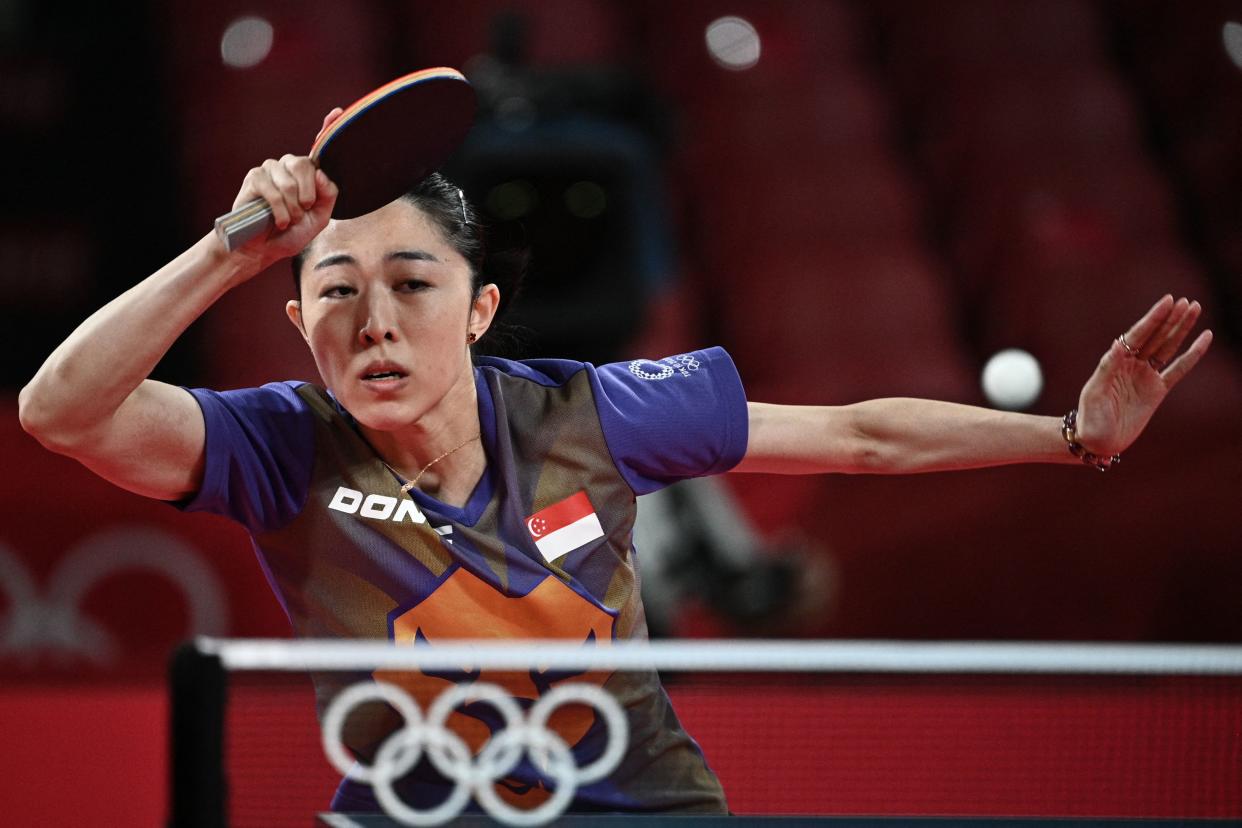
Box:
[1160,329,1213,389]
[1139,296,1191,357]
[316,106,345,142]
[281,154,318,210]
[1123,294,1175,352]
[266,158,305,225]
[244,163,291,229]
[310,168,339,218]
[1099,335,1131,370]
[317,168,338,198]
[1148,300,1202,365]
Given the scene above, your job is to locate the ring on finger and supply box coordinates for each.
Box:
[1118,333,1139,357]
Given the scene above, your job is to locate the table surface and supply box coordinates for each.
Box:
[319,815,1242,827]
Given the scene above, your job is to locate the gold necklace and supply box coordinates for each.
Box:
[386,433,480,494]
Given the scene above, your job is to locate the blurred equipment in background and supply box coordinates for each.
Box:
[445,10,677,364]
[633,477,833,638]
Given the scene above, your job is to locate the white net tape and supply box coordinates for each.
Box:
[199,637,1242,675]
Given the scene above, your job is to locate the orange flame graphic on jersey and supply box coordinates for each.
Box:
[374,566,616,806]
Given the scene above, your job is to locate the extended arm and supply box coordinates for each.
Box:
[19,236,251,499]
[19,153,338,500]
[734,296,1212,475]
[736,399,1070,474]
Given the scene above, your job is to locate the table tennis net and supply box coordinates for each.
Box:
[169,639,1242,827]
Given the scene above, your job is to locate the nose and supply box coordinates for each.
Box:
[357,289,400,346]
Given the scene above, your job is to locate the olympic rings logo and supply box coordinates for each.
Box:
[628,354,701,382]
[321,680,629,826]
[628,359,675,381]
[0,526,228,665]
[670,354,701,372]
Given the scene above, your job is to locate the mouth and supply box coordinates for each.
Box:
[359,361,409,384]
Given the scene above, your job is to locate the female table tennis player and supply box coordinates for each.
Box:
[18,108,1212,814]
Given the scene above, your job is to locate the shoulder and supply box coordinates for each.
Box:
[177,381,323,530]
[475,347,740,392]
[473,355,592,388]
[592,347,745,413]
[185,380,324,445]
[188,379,316,411]
[479,348,747,493]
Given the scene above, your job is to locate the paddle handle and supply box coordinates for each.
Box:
[213,199,276,253]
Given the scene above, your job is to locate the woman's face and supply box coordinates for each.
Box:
[286,199,494,432]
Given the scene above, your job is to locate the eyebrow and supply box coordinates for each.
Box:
[312,249,442,271]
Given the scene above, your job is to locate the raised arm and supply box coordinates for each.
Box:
[734,295,1212,475]
[19,149,338,501]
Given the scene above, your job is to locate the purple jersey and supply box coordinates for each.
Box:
[181,348,748,813]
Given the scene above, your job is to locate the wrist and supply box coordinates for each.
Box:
[1061,408,1120,471]
[196,231,268,288]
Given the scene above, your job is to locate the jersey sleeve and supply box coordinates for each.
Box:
[591,347,749,495]
[177,381,317,534]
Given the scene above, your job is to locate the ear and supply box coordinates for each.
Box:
[468,283,501,340]
[285,300,309,343]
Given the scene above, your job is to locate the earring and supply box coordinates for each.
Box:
[466,332,477,344]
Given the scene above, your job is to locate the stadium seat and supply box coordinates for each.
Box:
[692,150,925,274]
[946,153,1181,292]
[717,244,979,406]
[875,0,1105,101]
[916,68,1143,184]
[683,68,895,172]
[402,0,628,69]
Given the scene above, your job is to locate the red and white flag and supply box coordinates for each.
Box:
[525,491,604,563]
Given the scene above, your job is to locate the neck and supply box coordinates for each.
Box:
[360,366,485,505]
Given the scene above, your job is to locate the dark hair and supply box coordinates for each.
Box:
[291,172,526,324]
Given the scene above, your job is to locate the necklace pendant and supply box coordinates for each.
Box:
[386,432,480,498]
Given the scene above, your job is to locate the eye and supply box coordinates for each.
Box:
[320,284,355,299]
[397,278,431,293]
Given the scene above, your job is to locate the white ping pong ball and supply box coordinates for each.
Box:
[981,349,1043,410]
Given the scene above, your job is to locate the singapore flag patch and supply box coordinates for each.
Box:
[525,491,605,563]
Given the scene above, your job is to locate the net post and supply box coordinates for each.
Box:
[167,639,228,828]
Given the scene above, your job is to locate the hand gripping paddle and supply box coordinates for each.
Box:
[214,67,476,252]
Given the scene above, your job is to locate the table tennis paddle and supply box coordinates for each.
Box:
[214,66,476,252]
